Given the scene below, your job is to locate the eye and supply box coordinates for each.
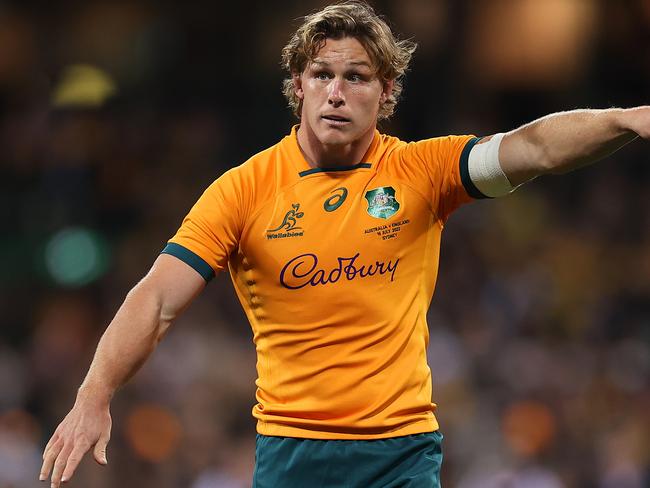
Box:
[315,71,331,81]
[347,72,369,83]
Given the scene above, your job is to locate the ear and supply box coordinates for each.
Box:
[293,73,304,100]
[379,79,394,104]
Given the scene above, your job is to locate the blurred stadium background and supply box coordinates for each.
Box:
[1,0,649,487]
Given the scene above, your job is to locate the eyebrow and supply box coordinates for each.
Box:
[311,60,373,68]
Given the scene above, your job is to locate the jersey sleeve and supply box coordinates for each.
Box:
[400,135,480,223]
[162,168,247,281]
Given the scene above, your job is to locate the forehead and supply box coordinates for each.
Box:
[310,36,373,68]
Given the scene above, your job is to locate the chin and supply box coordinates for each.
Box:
[315,131,345,146]
[321,134,352,147]
[317,126,358,146]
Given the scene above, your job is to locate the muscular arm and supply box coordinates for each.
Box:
[80,254,205,400]
[40,253,206,487]
[499,106,650,186]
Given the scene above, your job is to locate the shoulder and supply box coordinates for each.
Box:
[228,141,281,179]
[203,134,297,219]
[376,133,474,161]
[210,137,286,191]
[381,134,478,178]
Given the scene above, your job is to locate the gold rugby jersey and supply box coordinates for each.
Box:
[164,126,481,439]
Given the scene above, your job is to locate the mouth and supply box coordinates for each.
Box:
[321,114,351,126]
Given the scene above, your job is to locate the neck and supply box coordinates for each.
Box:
[296,124,375,168]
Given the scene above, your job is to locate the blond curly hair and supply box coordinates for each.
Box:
[281,1,417,120]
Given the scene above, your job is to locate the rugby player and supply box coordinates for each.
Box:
[40,1,649,487]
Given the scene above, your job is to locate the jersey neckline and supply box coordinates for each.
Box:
[286,125,381,176]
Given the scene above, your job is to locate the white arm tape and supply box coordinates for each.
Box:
[467,133,516,198]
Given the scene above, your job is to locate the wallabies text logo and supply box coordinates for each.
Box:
[267,203,304,240]
[365,186,399,219]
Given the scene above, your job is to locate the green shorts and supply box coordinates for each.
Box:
[253,431,443,488]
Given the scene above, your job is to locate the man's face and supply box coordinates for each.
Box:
[294,36,392,147]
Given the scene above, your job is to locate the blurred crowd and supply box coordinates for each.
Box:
[1,1,649,487]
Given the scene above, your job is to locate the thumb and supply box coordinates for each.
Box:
[93,434,109,465]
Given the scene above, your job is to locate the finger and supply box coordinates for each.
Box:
[40,438,63,481]
[43,432,59,460]
[61,441,91,483]
[93,432,110,465]
[50,442,73,488]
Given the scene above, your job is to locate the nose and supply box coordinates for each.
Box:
[328,78,345,107]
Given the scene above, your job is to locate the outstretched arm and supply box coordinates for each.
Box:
[40,253,206,487]
[498,106,650,186]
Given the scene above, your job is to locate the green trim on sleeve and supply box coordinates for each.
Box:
[161,243,215,282]
[459,137,491,200]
